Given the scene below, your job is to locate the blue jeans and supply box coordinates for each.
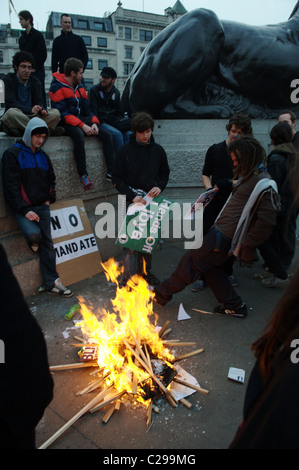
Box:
[101,123,132,152]
[14,204,58,288]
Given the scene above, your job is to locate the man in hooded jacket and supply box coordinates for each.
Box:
[1,117,72,297]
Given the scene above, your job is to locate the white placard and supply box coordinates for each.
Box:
[50,206,84,239]
[228,367,245,383]
[54,234,98,265]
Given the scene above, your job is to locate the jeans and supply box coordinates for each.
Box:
[14,204,58,288]
[62,123,115,177]
[154,227,243,309]
[101,123,132,152]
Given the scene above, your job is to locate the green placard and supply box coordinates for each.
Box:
[116,195,173,254]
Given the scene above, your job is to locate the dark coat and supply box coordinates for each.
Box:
[2,73,43,113]
[0,243,53,447]
[51,31,88,73]
[112,134,170,202]
[19,27,47,72]
[89,83,122,124]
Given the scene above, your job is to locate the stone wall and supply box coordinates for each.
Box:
[0,119,276,295]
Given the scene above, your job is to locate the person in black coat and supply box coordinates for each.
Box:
[229,155,299,449]
[112,112,170,285]
[258,121,298,287]
[0,243,54,449]
[18,10,47,107]
[51,14,88,74]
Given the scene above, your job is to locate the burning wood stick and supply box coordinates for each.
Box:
[38,388,111,449]
[163,341,197,347]
[192,308,214,315]
[173,377,210,395]
[131,328,140,394]
[115,399,121,411]
[152,404,159,413]
[180,398,192,409]
[90,390,126,414]
[70,343,99,348]
[146,400,153,428]
[158,320,170,337]
[161,328,172,338]
[50,361,98,371]
[89,366,105,376]
[102,403,117,423]
[77,373,109,396]
[123,339,177,405]
[73,336,85,342]
[166,394,178,408]
[172,348,204,363]
[144,344,153,376]
[129,327,150,369]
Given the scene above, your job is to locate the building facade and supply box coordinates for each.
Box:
[0,1,187,109]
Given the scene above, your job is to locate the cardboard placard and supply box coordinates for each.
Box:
[116,194,173,254]
[50,199,102,286]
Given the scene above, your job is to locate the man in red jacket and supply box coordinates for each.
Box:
[49,57,115,189]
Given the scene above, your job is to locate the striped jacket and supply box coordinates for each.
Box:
[49,72,99,128]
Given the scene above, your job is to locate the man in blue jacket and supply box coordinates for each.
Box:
[1,117,73,297]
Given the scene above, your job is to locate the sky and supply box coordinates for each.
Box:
[2,0,297,30]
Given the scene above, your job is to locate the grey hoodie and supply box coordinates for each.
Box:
[22,116,49,149]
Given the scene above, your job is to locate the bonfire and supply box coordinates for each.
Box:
[39,259,208,449]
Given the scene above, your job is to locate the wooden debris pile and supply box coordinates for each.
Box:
[39,321,209,449]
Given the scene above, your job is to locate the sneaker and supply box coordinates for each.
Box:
[29,242,39,253]
[106,173,112,181]
[191,279,207,292]
[261,275,289,288]
[214,303,247,318]
[228,275,238,287]
[253,267,270,280]
[143,271,160,286]
[80,174,94,190]
[48,278,73,297]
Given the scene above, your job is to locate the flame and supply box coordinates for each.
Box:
[77,258,174,404]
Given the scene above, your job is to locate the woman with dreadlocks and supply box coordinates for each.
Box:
[229,153,299,448]
[153,136,279,318]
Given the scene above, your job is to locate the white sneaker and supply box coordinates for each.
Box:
[261,275,289,288]
[48,278,73,297]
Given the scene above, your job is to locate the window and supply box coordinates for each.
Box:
[98,59,108,70]
[86,58,93,69]
[125,27,131,40]
[97,37,107,48]
[123,63,135,76]
[81,35,91,46]
[125,46,133,59]
[84,79,94,91]
[78,19,88,29]
[94,22,104,31]
[0,50,3,63]
[139,29,152,42]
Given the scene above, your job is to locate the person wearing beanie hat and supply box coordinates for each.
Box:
[89,67,132,179]
[1,117,73,297]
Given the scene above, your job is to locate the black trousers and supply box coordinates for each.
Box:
[154,227,243,309]
[62,123,115,177]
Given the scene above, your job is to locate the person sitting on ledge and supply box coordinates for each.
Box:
[1,117,73,297]
[0,51,62,136]
[49,57,115,189]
